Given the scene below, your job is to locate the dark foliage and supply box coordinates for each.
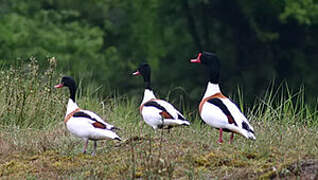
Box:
[0,0,317,105]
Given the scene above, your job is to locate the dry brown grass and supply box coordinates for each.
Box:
[0,119,317,179]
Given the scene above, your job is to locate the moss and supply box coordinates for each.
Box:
[0,159,36,178]
[259,169,277,179]
[194,152,216,167]
[243,152,258,159]
[135,167,144,178]
[231,160,249,167]
[194,151,250,168]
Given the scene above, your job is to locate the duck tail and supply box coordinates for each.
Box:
[247,131,256,140]
[182,120,191,126]
[111,126,121,131]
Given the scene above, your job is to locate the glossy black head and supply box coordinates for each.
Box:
[133,63,152,90]
[60,76,77,88]
[55,76,77,102]
[191,51,221,84]
[137,63,151,81]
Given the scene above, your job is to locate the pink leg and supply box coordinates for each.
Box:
[139,120,143,138]
[91,141,97,156]
[83,139,89,154]
[218,128,223,144]
[229,132,234,144]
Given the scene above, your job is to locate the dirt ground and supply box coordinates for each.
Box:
[274,159,318,180]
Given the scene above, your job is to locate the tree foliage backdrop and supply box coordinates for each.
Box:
[0,0,317,105]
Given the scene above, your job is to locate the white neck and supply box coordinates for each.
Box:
[202,82,221,99]
[66,99,79,116]
[141,89,156,105]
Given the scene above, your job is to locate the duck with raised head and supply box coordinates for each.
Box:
[55,76,121,155]
[132,63,190,130]
[190,52,255,143]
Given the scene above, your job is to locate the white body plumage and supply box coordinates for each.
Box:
[200,83,255,140]
[65,99,120,141]
[140,89,190,130]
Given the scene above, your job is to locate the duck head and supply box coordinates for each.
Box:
[190,51,220,84]
[55,76,77,102]
[132,63,152,90]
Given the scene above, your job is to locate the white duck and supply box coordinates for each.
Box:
[190,52,255,143]
[132,63,190,130]
[55,76,121,155]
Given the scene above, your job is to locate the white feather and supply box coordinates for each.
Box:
[200,83,256,140]
[80,110,115,130]
[66,117,120,140]
[141,105,163,129]
[140,90,190,129]
[202,82,221,99]
[141,89,156,105]
[65,99,120,140]
[65,99,79,116]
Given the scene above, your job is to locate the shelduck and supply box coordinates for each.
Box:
[55,76,121,155]
[132,63,190,130]
[190,52,256,143]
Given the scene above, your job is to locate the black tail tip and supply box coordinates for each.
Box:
[111,126,121,131]
[182,121,191,126]
[114,137,122,141]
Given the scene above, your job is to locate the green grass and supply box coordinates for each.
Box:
[0,59,317,179]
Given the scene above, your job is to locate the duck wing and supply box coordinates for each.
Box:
[72,110,117,130]
[143,99,186,119]
[221,98,255,136]
[206,98,237,126]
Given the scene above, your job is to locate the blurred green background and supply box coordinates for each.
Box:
[0,0,317,105]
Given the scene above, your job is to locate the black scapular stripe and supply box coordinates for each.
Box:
[177,114,185,120]
[73,111,109,129]
[73,111,102,124]
[242,121,254,133]
[73,111,92,119]
[144,101,180,120]
[144,101,167,112]
[207,98,237,126]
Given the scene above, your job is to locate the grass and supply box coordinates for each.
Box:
[0,59,318,179]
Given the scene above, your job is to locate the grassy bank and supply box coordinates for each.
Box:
[0,60,317,179]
